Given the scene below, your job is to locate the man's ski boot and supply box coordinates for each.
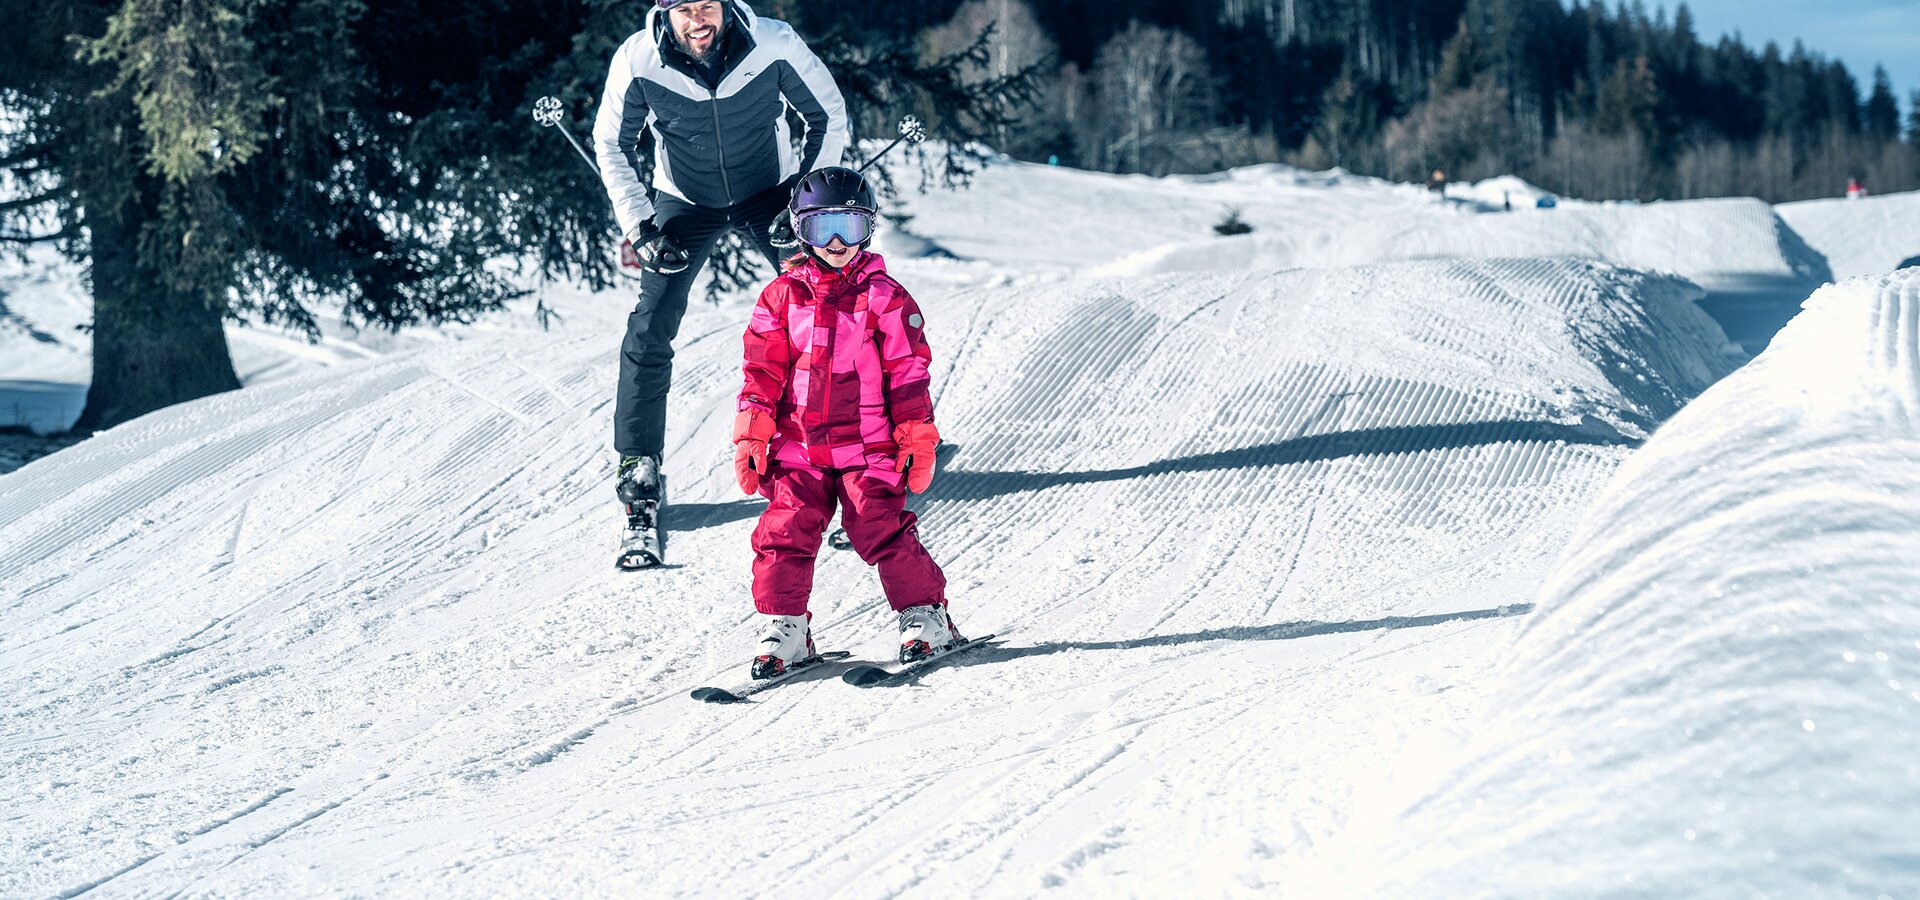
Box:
[615,454,666,570]
[752,613,817,679]
[897,603,961,664]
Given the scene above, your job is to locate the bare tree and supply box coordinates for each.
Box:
[923,0,1056,85]
[1087,21,1217,174]
[920,0,1062,157]
[1384,76,1517,184]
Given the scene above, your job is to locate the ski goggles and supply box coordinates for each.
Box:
[794,208,875,248]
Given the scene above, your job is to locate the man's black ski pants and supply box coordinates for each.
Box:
[615,184,788,459]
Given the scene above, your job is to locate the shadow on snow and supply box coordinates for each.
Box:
[910,604,1537,680]
[669,419,1635,533]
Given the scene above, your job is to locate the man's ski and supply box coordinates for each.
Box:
[841,634,997,687]
[616,476,666,571]
[690,651,853,703]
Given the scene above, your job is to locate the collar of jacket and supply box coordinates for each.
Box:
[791,251,884,288]
[650,0,757,86]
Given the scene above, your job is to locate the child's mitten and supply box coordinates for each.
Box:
[734,410,776,494]
[893,420,940,494]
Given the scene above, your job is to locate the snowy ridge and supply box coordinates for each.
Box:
[1334,269,1920,896]
[1088,195,1827,288]
[1778,191,1920,279]
[0,249,1739,895]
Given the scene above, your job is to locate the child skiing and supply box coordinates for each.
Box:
[732,166,960,679]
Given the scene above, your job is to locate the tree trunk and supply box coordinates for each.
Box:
[72,176,240,434]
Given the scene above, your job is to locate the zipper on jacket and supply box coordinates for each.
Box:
[709,87,736,205]
[813,279,841,451]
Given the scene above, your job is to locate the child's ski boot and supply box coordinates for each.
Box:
[896,603,961,664]
[753,613,818,679]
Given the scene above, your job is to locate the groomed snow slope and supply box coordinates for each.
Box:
[899,163,1827,292]
[0,250,1740,894]
[899,160,1830,356]
[1333,268,1920,896]
[1778,190,1920,279]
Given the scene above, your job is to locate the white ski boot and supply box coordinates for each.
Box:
[897,603,961,664]
[752,613,817,680]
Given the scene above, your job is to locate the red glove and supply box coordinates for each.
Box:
[734,410,775,495]
[893,420,940,494]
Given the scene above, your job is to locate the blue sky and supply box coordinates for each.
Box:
[1670,0,1920,106]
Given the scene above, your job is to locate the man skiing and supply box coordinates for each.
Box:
[593,0,850,569]
[733,166,960,677]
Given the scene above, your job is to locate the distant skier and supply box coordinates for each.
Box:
[732,167,960,677]
[1427,167,1448,196]
[1847,177,1868,200]
[592,0,850,569]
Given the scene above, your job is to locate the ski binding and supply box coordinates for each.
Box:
[841,634,997,687]
[690,651,853,703]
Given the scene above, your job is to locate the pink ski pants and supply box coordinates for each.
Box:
[751,464,946,617]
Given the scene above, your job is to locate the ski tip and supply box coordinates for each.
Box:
[691,687,745,703]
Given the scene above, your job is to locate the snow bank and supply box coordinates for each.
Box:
[1778,190,1920,279]
[1454,174,1557,210]
[0,247,607,434]
[1345,268,1920,896]
[0,246,91,433]
[1089,195,1827,294]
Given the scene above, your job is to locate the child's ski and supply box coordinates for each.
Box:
[841,634,997,687]
[690,651,852,703]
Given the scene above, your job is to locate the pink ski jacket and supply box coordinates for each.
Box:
[739,251,934,473]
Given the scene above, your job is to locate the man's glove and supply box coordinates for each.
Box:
[733,409,776,495]
[767,209,799,250]
[630,223,691,275]
[893,420,939,494]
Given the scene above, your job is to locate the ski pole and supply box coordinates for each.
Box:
[855,116,928,175]
[533,97,600,174]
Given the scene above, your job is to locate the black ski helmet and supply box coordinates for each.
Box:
[790,166,877,217]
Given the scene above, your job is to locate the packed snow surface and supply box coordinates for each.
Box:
[2,158,1913,896]
[1334,269,1920,896]
[1778,191,1920,280]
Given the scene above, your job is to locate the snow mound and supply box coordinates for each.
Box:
[0,246,91,434]
[1454,174,1556,210]
[1347,268,1920,896]
[0,256,1741,896]
[1777,190,1920,279]
[1089,196,1828,293]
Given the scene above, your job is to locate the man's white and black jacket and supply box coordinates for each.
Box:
[593,0,850,243]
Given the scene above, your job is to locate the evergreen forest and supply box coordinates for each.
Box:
[936,0,1920,202]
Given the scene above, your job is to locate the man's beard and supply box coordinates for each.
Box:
[678,22,724,62]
